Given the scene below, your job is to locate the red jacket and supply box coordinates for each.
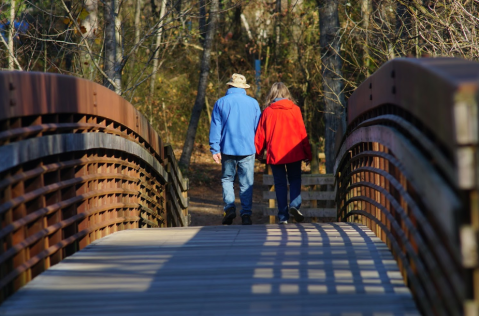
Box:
[255,99,312,165]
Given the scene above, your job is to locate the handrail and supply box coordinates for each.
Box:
[0,71,188,303]
[335,58,479,316]
[164,144,189,227]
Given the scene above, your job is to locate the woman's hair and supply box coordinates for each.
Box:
[264,82,294,108]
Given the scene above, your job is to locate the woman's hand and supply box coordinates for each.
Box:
[304,159,310,166]
[255,153,266,164]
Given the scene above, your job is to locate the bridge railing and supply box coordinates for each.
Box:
[164,145,189,227]
[335,58,479,316]
[0,71,188,302]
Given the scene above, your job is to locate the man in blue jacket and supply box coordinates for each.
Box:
[209,74,261,225]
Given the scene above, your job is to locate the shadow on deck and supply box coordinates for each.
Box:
[0,223,419,316]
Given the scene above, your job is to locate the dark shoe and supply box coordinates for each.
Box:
[222,207,236,225]
[241,215,252,225]
[289,207,304,222]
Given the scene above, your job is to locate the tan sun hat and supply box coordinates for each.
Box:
[226,73,250,89]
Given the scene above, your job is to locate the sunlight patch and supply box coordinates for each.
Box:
[252,284,272,294]
[280,284,299,294]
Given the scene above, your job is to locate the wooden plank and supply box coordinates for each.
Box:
[262,207,337,217]
[263,174,335,185]
[263,191,335,201]
[166,200,178,227]
[267,165,275,224]
[164,145,188,191]
[0,224,420,316]
[167,162,188,209]
[167,185,187,227]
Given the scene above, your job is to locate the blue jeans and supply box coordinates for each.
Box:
[221,154,255,217]
[271,161,302,222]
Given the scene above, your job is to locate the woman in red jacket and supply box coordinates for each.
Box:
[255,82,312,224]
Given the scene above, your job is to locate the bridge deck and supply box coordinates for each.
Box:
[0,223,419,316]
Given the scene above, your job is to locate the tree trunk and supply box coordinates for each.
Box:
[240,14,253,41]
[174,0,182,14]
[372,0,395,60]
[288,0,303,61]
[103,0,122,94]
[317,0,347,174]
[179,0,218,168]
[150,0,158,17]
[232,5,242,40]
[129,0,142,76]
[275,0,281,61]
[80,0,98,80]
[149,0,167,99]
[361,0,371,77]
[8,0,16,70]
[199,0,206,45]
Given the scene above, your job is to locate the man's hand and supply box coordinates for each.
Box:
[213,153,222,164]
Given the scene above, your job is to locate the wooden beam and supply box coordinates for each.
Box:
[263,174,335,186]
[262,207,337,218]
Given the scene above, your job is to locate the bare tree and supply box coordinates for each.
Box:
[8,0,16,70]
[180,0,219,168]
[275,0,281,60]
[129,0,142,76]
[199,0,206,44]
[103,0,122,94]
[361,0,372,76]
[232,5,242,40]
[149,0,167,100]
[317,0,346,173]
[80,0,98,80]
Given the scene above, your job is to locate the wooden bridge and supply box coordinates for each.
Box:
[0,58,478,315]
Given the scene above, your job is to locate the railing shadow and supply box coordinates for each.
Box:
[0,223,419,315]
[335,57,479,315]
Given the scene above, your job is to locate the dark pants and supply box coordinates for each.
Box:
[270,160,302,222]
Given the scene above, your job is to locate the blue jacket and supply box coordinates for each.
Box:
[209,88,261,155]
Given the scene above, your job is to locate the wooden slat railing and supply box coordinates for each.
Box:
[164,145,189,227]
[335,58,479,316]
[262,173,336,223]
[0,71,188,303]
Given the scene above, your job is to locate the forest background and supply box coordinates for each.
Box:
[1,0,479,172]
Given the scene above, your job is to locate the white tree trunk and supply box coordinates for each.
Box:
[103,0,122,94]
[134,0,142,48]
[149,0,167,99]
[240,14,253,41]
[81,0,98,40]
[128,0,142,76]
[81,0,98,80]
[8,0,16,70]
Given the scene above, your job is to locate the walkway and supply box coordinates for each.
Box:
[0,224,420,316]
